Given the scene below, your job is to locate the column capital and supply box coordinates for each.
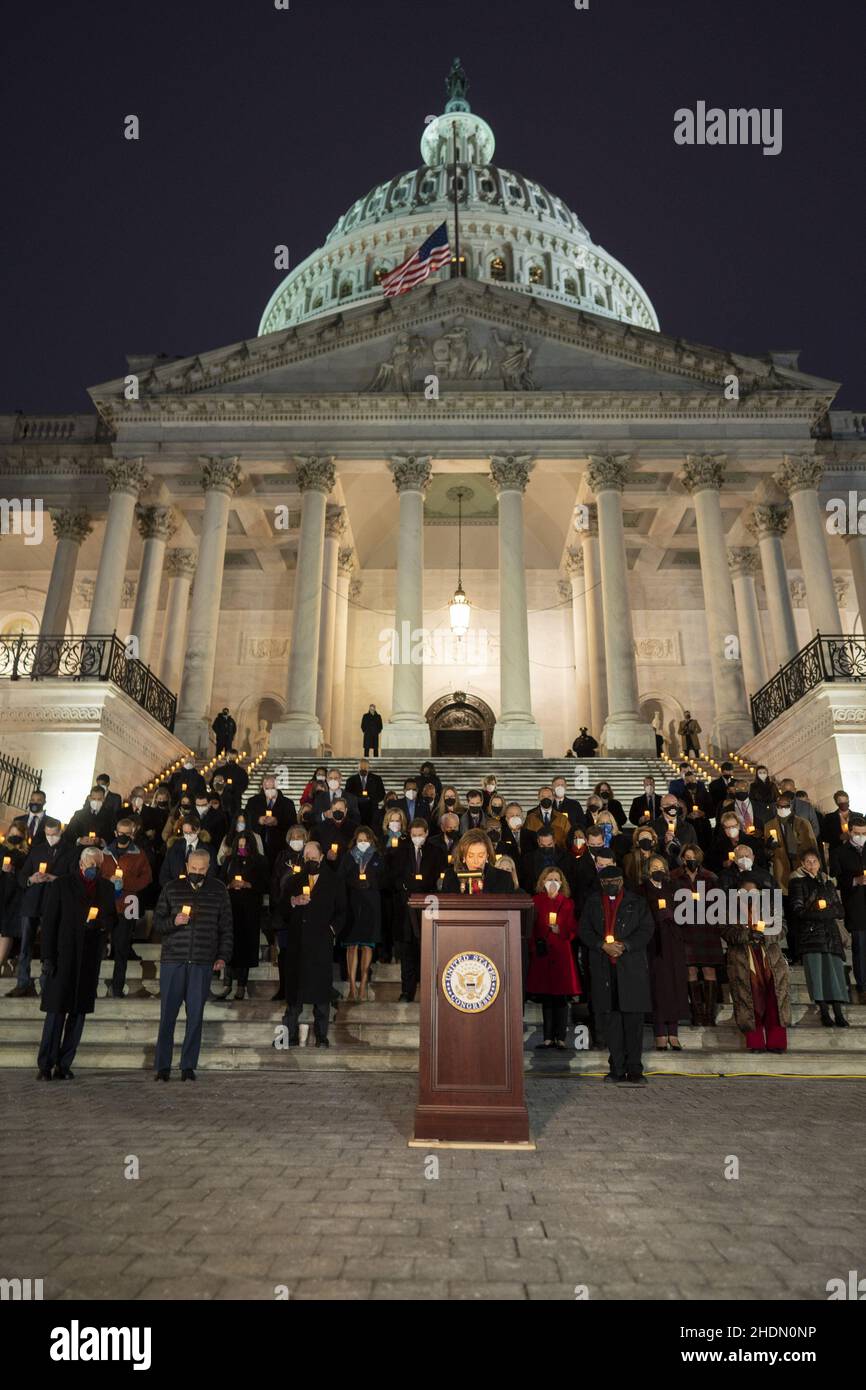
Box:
[389,454,432,493]
[727,545,761,578]
[165,547,197,578]
[294,455,336,495]
[104,457,150,496]
[489,453,534,495]
[681,453,727,494]
[565,547,585,576]
[51,508,93,544]
[585,453,633,494]
[200,456,243,495]
[136,504,177,542]
[774,452,824,495]
[325,506,347,540]
[338,546,356,576]
[746,503,792,540]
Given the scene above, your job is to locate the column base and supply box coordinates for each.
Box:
[493,719,544,753]
[171,717,211,756]
[711,717,755,759]
[600,715,657,757]
[269,715,325,754]
[379,718,431,755]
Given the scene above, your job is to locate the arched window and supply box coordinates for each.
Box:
[338,282,352,299]
[489,256,507,281]
[529,264,545,285]
[563,276,578,297]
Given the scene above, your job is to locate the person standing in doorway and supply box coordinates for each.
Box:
[212,707,237,758]
[678,710,702,757]
[361,704,383,757]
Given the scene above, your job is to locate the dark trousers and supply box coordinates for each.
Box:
[17,916,41,988]
[282,1001,329,1040]
[601,1010,645,1078]
[155,961,211,1072]
[363,740,379,757]
[110,917,137,996]
[853,931,866,991]
[38,1011,86,1073]
[683,735,699,755]
[540,997,569,1042]
[400,937,421,999]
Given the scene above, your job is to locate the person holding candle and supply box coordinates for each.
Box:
[152,847,233,1080]
[168,756,206,803]
[160,814,215,886]
[720,878,790,1053]
[275,840,345,1048]
[216,811,264,866]
[525,786,571,846]
[339,827,383,1001]
[393,819,446,1001]
[651,794,696,867]
[429,811,462,870]
[707,811,769,875]
[788,851,849,1026]
[218,831,269,1002]
[763,793,818,963]
[10,819,74,995]
[345,759,386,827]
[834,814,866,1003]
[213,749,249,816]
[270,826,310,1000]
[63,785,116,850]
[579,865,654,1085]
[36,847,115,1079]
[433,785,463,824]
[822,790,860,856]
[1,827,31,986]
[312,770,360,825]
[441,830,515,895]
[671,845,723,1025]
[641,855,689,1050]
[527,866,580,1049]
[380,806,409,968]
[623,826,661,891]
[310,797,357,867]
[551,776,587,831]
[100,817,153,999]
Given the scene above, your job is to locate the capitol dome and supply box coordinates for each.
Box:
[258,61,659,336]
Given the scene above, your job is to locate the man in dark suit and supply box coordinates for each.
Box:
[429,812,461,870]
[9,819,76,998]
[345,759,386,825]
[169,758,207,803]
[212,707,237,757]
[313,770,360,824]
[551,775,587,830]
[21,788,50,848]
[392,819,445,1002]
[580,865,654,1085]
[64,787,118,850]
[523,828,569,895]
[707,762,736,817]
[628,776,663,829]
[834,814,866,1002]
[95,773,122,829]
[361,704,383,757]
[213,750,249,814]
[243,774,297,867]
[159,815,216,886]
[823,789,860,855]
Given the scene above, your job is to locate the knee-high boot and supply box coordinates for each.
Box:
[687,981,703,1026]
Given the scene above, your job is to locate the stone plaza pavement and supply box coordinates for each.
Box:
[1,1073,864,1301]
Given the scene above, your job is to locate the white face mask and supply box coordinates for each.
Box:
[553,787,565,800]
[758,771,768,781]
[46,835,61,847]
[184,833,197,846]
[850,835,866,848]
[196,804,208,815]
[89,800,102,813]
[357,842,370,852]
[725,827,739,838]
[508,816,522,830]
[236,820,246,832]
[777,808,791,819]
[388,821,401,834]
[574,838,585,849]
[132,798,144,810]
[327,779,340,790]
[183,762,194,770]
[289,839,304,851]
[544,878,560,895]
[736,859,754,872]
[411,835,425,848]
[405,789,417,800]
[265,788,276,800]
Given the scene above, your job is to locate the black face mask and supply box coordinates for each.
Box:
[606,881,624,897]
[600,792,610,801]
[444,797,456,807]
[29,803,44,815]
[301,811,312,822]
[116,837,131,849]
[488,830,501,846]
[188,872,205,887]
[156,801,169,810]
[540,798,553,810]
[385,798,397,808]
[304,860,322,873]
[638,838,653,849]
[332,810,345,822]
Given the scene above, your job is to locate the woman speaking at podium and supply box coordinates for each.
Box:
[441,830,515,895]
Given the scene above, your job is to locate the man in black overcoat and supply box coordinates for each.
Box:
[276,841,345,1047]
[580,865,654,1085]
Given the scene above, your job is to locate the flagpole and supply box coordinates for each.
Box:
[451,120,461,278]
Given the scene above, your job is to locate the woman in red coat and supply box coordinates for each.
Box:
[527,867,581,1049]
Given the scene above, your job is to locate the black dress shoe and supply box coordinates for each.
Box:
[314,1036,330,1048]
[181,1068,196,1081]
[398,992,413,1003]
[53,1067,74,1080]
[271,990,286,1001]
[624,1072,648,1086]
[36,1069,52,1081]
[154,1070,170,1081]
[603,1073,625,1084]
[7,983,36,998]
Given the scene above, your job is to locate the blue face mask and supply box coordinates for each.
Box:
[82,866,98,880]
[352,843,372,864]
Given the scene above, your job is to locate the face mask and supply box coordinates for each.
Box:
[444,797,456,807]
[183,762,194,770]
[850,835,866,848]
[304,858,321,872]
[236,819,246,831]
[132,798,144,810]
[188,872,205,886]
[332,810,345,822]
[758,772,768,781]
[46,835,61,847]
[327,779,340,790]
[588,803,601,815]
[736,859,754,872]
[664,809,677,819]
[725,827,739,838]
[29,802,43,815]
[289,839,304,852]
[683,858,697,870]
[89,800,103,813]
[388,821,401,834]
[508,816,522,829]
[405,789,417,799]
[606,883,623,898]
[540,798,553,810]
[157,801,169,810]
[356,841,370,853]
[116,837,131,849]
[82,865,98,880]
[777,808,791,819]
[237,846,248,857]
[553,788,565,800]
[411,835,425,848]
[638,837,653,849]
[196,804,208,815]
[490,802,503,815]
[301,811,312,822]
[184,833,197,846]
[544,878,560,895]
[573,838,585,850]
[385,798,397,808]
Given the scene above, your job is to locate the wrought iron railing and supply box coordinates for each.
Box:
[0,632,177,732]
[0,751,43,810]
[751,633,866,733]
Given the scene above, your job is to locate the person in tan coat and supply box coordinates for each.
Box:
[763,795,818,892]
[525,786,571,848]
[678,711,702,756]
[720,878,791,1052]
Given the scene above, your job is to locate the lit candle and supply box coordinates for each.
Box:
[692,891,699,900]
[361,789,368,797]
[447,853,452,863]
[604,933,615,944]
[842,820,849,834]
[658,898,667,909]
[181,783,187,792]
[331,842,338,853]
[549,911,557,925]
[86,906,99,922]
[2,857,10,870]
[38,862,48,874]
[114,868,123,881]
[89,831,96,840]
[415,873,423,881]
[818,898,827,909]
[181,904,192,916]
[391,837,398,848]
[755,920,765,933]
[301,884,310,896]
[359,871,366,881]
[292,863,301,873]
[728,851,736,860]
[234,874,243,883]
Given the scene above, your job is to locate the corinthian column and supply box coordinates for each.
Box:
[727,547,769,697]
[86,458,149,636]
[576,506,607,735]
[40,510,93,636]
[681,454,753,751]
[565,549,592,731]
[774,454,841,638]
[380,455,433,753]
[270,456,336,752]
[316,507,346,749]
[746,504,799,667]
[844,533,866,635]
[159,548,197,696]
[585,455,655,754]
[330,546,355,755]
[489,454,543,752]
[174,457,243,751]
[129,505,177,667]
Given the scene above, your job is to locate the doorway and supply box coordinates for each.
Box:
[425,691,496,757]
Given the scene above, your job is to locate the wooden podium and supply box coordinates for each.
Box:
[408,892,534,1149]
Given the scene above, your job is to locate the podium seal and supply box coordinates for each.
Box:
[441,951,500,1013]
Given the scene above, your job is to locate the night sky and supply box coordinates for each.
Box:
[3,0,864,413]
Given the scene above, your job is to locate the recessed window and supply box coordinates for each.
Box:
[563,277,578,296]
[529,264,545,285]
[373,267,387,285]
[489,256,507,281]
[338,282,352,299]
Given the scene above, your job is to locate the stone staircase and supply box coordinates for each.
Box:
[1,945,863,1077]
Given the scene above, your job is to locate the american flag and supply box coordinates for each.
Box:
[379,222,451,297]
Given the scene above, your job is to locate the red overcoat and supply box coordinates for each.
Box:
[526,893,581,996]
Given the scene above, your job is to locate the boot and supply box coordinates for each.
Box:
[703,980,718,1027]
[687,981,703,1027]
[832,1001,849,1028]
[272,950,286,1002]
[818,1002,834,1027]
[234,982,246,1002]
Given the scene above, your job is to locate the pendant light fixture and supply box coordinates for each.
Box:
[447,485,472,634]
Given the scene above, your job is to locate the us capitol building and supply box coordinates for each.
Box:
[2,63,865,817]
